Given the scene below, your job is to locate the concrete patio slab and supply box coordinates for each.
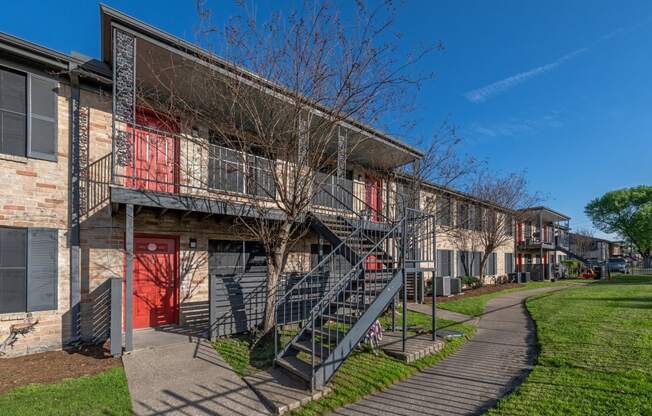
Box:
[122,330,269,416]
[379,331,444,363]
[244,367,331,415]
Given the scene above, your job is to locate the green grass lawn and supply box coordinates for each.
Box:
[486,274,652,415]
[438,280,583,317]
[0,367,132,416]
[215,311,474,415]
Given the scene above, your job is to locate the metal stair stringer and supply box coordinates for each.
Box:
[313,268,404,389]
[307,213,362,266]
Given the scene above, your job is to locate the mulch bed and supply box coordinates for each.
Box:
[423,283,526,304]
[0,342,121,394]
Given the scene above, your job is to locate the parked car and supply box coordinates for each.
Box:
[608,258,629,273]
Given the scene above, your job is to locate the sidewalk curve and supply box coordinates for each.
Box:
[333,286,569,416]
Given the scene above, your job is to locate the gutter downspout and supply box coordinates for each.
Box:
[68,64,81,343]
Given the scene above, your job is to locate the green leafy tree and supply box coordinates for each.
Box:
[585,186,652,266]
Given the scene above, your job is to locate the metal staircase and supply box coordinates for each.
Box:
[274,182,434,390]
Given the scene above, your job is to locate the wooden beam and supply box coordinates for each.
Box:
[158,208,169,218]
[181,210,193,220]
[201,212,213,222]
[135,205,143,217]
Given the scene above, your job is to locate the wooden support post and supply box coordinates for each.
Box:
[125,204,134,352]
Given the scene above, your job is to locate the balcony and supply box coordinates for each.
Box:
[517,238,556,251]
[80,121,285,219]
[83,122,400,224]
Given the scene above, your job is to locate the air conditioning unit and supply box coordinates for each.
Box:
[436,276,451,297]
[450,277,462,294]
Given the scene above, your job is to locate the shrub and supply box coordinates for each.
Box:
[562,259,581,278]
[461,275,480,289]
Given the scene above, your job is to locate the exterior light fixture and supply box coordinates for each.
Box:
[189,238,197,249]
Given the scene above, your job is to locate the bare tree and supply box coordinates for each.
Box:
[440,171,539,284]
[395,121,481,221]
[132,0,439,334]
[570,228,596,260]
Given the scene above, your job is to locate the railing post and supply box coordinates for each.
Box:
[110,277,123,357]
[209,274,217,340]
[432,211,437,341]
[311,316,316,391]
[402,214,407,352]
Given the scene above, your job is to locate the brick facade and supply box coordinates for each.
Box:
[0,84,72,356]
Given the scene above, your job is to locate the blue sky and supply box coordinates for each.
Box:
[2,1,651,238]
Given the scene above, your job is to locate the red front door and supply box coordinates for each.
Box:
[126,111,179,193]
[131,236,178,329]
[364,176,382,222]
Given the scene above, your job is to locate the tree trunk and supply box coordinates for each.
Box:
[479,254,488,286]
[262,221,292,334]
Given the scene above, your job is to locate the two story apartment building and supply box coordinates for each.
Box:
[568,232,610,263]
[516,206,571,280]
[0,8,516,388]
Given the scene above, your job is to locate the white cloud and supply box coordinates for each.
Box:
[464,48,588,103]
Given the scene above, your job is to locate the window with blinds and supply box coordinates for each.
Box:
[0,67,57,160]
[0,227,58,314]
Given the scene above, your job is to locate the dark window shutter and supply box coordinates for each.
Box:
[28,75,57,161]
[27,228,58,311]
[0,68,27,157]
[505,253,514,274]
[0,227,27,313]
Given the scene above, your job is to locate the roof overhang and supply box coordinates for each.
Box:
[99,5,422,170]
[520,206,570,223]
[0,32,112,85]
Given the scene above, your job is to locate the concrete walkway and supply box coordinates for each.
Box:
[123,329,269,416]
[407,303,479,325]
[333,287,566,416]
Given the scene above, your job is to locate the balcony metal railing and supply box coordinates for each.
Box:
[86,123,412,221]
[81,153,112,215]
[110,123,278,200]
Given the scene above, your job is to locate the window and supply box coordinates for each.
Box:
[473,206,483,231]
[456,251,470,277]
[456,250,481,277]
[0,227,58,314]
[504,215,514,236]
[0,68,26,156]
[207,130,276,198]
[486,209,498,232]
[0,227,26,313]
[0,67,57,160]
[436,249,453,277]
[437,196,452,226]
[457,202,469,229]
[483,252,497,275]
[505,253,514,274]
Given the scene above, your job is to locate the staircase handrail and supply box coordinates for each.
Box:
[274,221,362,309]
[307,217,404,326]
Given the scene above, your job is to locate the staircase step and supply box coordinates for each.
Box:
[276,356,313,382]
[291,339,331,357]
[307,327,348,343]
[321,313,359,323]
